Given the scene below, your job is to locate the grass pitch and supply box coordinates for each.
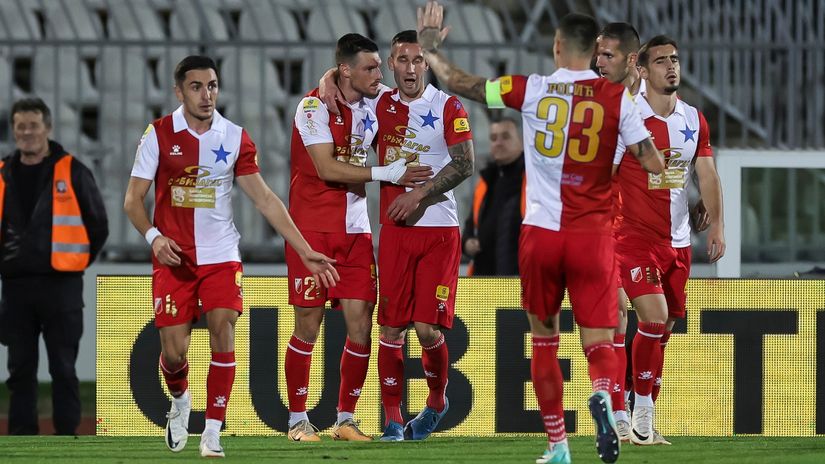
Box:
[1,436,824,463]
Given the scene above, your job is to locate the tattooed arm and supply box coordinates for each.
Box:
[386,139,475,222]
[418,0,487,104]
[628,137,665,174]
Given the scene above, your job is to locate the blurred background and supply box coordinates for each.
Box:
[0,0,823,411]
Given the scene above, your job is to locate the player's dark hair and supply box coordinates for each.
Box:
[10,97,52,128]
[391,30,418,47]
[599,22,641,55]
[638,35,679,67]
[174,55,218,86]
[557,13,600,56]
[336,33,379,65]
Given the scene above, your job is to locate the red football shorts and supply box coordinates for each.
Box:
[377,225,460,329]
[286,231,377,308]
[152,261,243,328]
[519,225,618,329]
[616,235,691,318]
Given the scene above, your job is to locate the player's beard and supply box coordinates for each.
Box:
[664,84,679,94]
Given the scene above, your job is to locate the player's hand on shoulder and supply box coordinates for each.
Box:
[152,236,182,267]
[301,251,339,289]
[318,68,342,115]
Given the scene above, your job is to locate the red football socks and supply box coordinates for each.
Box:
[378,336,405,425]
[633,322,666,396]
[584,342,617,393]
[205,351,236,422]
[337,337,370,414]
[611,333,627,411]
[652,330,671,402]
[159,355,189,397]
[532,335,566,443]
[422,334,449,412]
[285,335,315,413]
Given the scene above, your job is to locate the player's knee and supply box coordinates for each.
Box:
[161,351,187,368]
[347,321,372,345]
[413,323,441,346]
[379,325,406,344]
[293,309,324,342]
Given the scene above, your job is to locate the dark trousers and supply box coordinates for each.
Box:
[0,276,83,435]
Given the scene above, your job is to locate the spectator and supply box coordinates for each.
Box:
[461,116,525,275]
[0,97,109,435]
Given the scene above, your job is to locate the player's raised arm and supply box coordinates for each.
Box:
[417,1,487,104]
[235,172,340,288]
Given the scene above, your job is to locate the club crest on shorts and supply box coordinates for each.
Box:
[630,267,643,283]
[294,277,303,294]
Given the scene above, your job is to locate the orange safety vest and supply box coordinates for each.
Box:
[0,155,91,271]
[467,175,527,276]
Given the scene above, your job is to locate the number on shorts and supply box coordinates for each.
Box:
[303,276,318,300]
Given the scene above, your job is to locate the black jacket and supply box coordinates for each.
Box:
[462,154,525,276]
[0,141,109,279]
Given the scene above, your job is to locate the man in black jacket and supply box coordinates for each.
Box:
[462,117,525,276]
[0,98,108,435]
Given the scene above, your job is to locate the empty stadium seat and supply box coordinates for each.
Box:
[169,0,230,41]
[41,1,104,40]
[98,47,164,105]
[0,0,41,40]
[373,0,416,43]
[445,3,505,44]
[33,47,99,105]
[217,48,287,106]
[237,1,300,41]
[101,0,167,40]
[306,3,368,41]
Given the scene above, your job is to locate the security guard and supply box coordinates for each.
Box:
[0,97,108,435]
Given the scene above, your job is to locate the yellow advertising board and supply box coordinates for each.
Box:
[97,277,824,436]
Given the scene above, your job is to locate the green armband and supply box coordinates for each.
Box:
[485,80,505,109]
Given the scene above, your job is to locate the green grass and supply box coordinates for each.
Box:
[0,436,823,463]
[0,382,95,416]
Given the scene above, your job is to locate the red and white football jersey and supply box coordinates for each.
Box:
[614,97,713,247]
[492,69,648,233]
[131,107,260,265]
[291,88,379,234]
[373,85,473,226]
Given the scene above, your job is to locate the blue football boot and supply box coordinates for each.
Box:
[379,421,404,442]
[404,397,449,440]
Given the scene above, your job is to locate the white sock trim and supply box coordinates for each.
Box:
[344,348,370,358]
[287,343,312,356]
[637,329,664,339]
[210,361,237,367]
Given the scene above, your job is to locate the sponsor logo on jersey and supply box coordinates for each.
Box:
[169,144,182,156]
[454,117,470,133]
[303,98,320,112]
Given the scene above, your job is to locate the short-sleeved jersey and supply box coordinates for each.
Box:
[373,85,473,227]
[613,97,713,247]
[131,107,259,265]
[290,88,378,234]
[490,69,648,234]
